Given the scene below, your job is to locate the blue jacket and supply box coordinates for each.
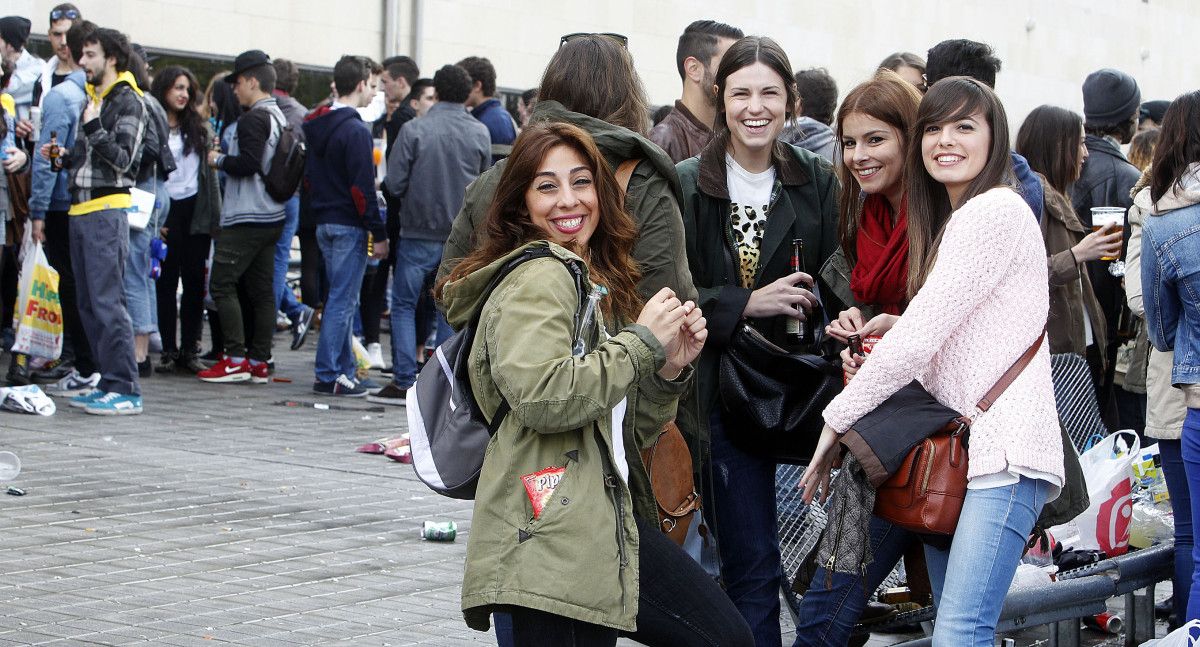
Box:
[1141,180,1200,387]
[29,70,85,220]
[384,101,490,242]
[1010,151,1044,222]
[472,98,516,163]
[301,104,384,238]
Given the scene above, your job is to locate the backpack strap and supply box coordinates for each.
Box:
[465,247,588,434]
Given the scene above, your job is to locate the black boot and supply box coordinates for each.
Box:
[6,353,30,386]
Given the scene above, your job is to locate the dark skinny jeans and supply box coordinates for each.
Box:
[493,516,753,646]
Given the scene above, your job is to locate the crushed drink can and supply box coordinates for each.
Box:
[1082,611,1122,634]
[421,520,457,542]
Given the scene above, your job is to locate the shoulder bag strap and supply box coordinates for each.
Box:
[973,329,1047,416]
[614,158,641,195]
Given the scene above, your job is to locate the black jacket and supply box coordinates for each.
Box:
[1072,134,1141,343]
[678,139,841,427]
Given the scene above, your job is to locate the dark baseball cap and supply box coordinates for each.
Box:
[226,49,271,83]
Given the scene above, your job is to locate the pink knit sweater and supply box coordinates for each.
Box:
[824,187,1064,483]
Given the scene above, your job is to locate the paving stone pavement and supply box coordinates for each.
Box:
[0,332,1160,647]
[0,339,496,646]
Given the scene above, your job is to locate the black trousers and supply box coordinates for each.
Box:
[494,516,753,647]
[156,196,210,356]
[43,210,95,375]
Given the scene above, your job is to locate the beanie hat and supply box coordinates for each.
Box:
[0,16,31,50]
[1139,100,1170,125]
[1082,68,1141,126]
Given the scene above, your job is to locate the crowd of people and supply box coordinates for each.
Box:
[1,6,1199,647]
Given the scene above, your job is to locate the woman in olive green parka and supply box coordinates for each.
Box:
[440,123,750,645]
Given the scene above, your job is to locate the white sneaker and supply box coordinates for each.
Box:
[365,342,386,369]
[46,370,102,398]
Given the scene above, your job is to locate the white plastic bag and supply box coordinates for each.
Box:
[1139,618,1200,646]
[1051,430,1140,557]
[0,385,55,415]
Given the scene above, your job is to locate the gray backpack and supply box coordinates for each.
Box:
[406,247,585,499]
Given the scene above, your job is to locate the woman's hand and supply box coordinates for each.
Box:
[660,304,706,379]
[1071,224,1123,263]
[636,287,687,351]
[2,148,27,173]
[826,307,866,342]
[744,272,819,319]
[800,424,842,505]
[858,313,898,338]
[840,346,866,381]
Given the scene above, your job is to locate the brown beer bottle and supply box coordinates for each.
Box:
[48,131,63,172]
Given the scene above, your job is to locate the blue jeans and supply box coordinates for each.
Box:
[1159,438,1194,625]
[924,476,1050,646]
[124,180,168,335]
[1182,409,1200,621]
[274,195,305,320]
[314,224,367,383]
[707,410,783,647]
[389,238,451,388]
[792,516,915,646]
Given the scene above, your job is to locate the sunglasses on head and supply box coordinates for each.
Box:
[560,32,628,48]
[50,8,80,21]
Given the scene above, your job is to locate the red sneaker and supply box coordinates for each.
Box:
[197,356,252,383]
[250,361,270,384]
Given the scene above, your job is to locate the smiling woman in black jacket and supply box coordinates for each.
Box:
[676,35,839,645]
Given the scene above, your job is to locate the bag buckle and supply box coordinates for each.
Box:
[951,419,970,437]
[661,517,677,533]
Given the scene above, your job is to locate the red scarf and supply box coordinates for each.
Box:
[850,194,909,315]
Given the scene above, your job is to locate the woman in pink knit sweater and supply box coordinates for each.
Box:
[801,77,1065,645]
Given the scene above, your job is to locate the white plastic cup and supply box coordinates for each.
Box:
[0,451,21,481]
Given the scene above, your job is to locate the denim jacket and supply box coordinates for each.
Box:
[1141,164,1200,386]
[29,70,86,220]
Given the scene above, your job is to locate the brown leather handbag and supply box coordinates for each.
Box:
[873,332,1045,535]
[640,421,700,546]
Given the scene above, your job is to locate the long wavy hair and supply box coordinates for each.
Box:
[835,69,922,264]
[436,122,642,323]
[1149,91,1200,204]
[152,66,206,157]
[905,76,1016,296]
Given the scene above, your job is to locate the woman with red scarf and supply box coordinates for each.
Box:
[794,70,923,647]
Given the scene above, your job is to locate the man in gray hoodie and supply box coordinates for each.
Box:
[779,68,837,163]
[369,64,489,405]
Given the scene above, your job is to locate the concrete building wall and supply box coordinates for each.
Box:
[12,0,1199,126]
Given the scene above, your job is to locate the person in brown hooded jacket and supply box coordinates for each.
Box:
[1016,105,1119,384]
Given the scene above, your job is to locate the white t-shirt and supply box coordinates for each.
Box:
[725,153,776,288]
[164,129,199,200]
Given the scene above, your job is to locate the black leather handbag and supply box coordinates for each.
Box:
[718,323,842,463]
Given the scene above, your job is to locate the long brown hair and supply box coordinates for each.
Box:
[537,36,650,135]
[905,76,1016,296]
[835,69,922,263]
[1015,105,1084,195]
[436,122,643,323]
[1149,92,1200,203]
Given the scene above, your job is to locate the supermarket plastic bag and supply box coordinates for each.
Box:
[1138,618,1200,646]
[11,241,62,361]
[1051,430,1140,557]
[0,385,55,415]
